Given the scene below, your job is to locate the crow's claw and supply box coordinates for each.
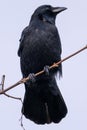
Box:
[29,73,36,83]
[44,65,50,76]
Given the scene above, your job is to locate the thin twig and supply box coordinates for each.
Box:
[4,93,22,102]
[1,75,5,90]
[0,45,87,95]
[0,75,5,90]
[0,75,22,101]
[19,114,25,130]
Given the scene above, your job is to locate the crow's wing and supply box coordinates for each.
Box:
[18,26,30,57]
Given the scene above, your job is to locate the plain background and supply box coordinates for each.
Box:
[0,0,87,130]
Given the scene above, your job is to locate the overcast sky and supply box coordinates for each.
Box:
[0,0,87,130]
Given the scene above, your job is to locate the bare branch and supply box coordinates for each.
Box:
[4,93,22,102]
[19,114,25,130]
[0,75,22,101]
[1,75,5,90]
[0,75,5,90]
[0,45,87,95]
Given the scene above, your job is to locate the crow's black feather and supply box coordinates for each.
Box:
[18,5,67,124]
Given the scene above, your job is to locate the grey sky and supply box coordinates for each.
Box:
[0,0,87,130]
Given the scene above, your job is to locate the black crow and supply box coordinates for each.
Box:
[18,5,67,124]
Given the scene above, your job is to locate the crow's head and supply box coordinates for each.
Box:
[31,5,67,24]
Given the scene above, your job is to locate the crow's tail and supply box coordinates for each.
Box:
[22,78,67,124]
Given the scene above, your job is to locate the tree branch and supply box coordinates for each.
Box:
[0,75,22,101]
[0,45,87,95]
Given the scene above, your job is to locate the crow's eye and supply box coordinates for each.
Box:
[46,9,53,15]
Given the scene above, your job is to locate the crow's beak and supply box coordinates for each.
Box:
[52,7,67,14]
